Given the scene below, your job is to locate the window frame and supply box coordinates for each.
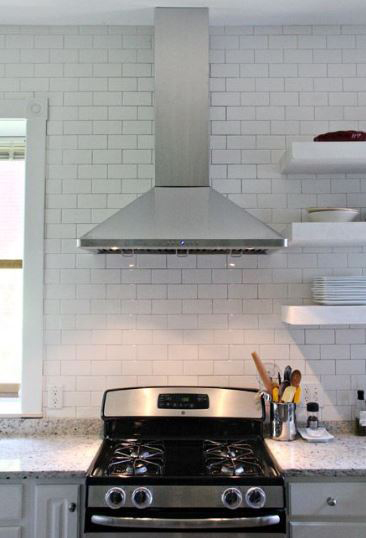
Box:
[0,98,48,416]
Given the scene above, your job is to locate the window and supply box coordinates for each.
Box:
[0,120,26,398]
[0,99,47,416]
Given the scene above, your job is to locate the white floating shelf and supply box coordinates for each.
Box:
[282,305,366,325]
[280,142,366,174]
[286,222,366,247]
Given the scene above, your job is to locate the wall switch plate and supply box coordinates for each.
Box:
[47,385,63,409]
[302,383,323,408]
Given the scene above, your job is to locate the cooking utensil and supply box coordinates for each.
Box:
[284,365,292,383]
[251,352,273,393]
[272,386,279,403]
[293,386,302,404]
[290,369,301,387]
[278,380,290,400]
[290,369,302,404]
[281,385,296,403]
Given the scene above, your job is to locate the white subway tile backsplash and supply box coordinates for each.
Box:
[336,360,365,375]
[214,360,244,375]
[336,329,365,344]
[4,22,365,417]
[306,330,335,344]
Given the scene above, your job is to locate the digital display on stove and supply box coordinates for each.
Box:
[158,393,209,410]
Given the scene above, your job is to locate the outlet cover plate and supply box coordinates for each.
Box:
[47,385,63,409]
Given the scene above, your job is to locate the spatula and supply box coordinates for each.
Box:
[281,385,296,403]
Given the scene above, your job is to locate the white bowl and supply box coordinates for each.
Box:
[307,208,359,222]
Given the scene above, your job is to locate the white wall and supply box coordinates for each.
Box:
[1,23,366,419]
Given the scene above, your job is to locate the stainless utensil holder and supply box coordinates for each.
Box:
[270,402,297,441]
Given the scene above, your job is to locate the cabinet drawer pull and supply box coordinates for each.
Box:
[68,502,77,513]
[327,497,337,507]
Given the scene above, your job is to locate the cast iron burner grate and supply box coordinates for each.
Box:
[203,440,264,477]
[107,440,165,476]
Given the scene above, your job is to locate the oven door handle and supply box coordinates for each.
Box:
[91,514,280,529]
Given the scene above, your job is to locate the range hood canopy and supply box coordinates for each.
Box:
[78,7,287,255]
[78,187,286,255]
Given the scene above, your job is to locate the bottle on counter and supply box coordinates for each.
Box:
[306,402,319,430]
[355,390,366,436]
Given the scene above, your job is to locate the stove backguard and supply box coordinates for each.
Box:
[102,387,264,422]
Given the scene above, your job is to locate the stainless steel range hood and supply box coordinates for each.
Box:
[78,7,287,255]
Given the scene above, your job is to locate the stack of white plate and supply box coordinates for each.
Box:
[312,276,366,305]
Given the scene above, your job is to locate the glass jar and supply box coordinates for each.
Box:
[306,402,319,430]
[355,390,366,436]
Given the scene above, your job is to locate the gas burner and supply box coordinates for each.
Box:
[107,440,164,477]
[203,440,264,477]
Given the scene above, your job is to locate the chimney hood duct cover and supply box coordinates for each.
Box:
[78,8,287,255]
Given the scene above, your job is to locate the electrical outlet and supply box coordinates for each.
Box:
[47,385,63,409]
[302,383,323,407]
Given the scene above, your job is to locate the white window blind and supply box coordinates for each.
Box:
[0,137,26,160]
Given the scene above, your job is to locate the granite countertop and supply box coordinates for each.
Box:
[1,418,366,479]
[0,436,102,479]
[266,434,366,477]
[1,433,365,479]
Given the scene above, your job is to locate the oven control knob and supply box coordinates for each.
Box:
[245,487,266,509]
[222,488,242,510]
[132,487,153,509]
[105,487,126,509]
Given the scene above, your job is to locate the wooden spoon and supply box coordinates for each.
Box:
[251,352,273,393]
[290,369,302,404]
[290,369,302,387]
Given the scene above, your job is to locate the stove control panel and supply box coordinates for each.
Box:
[89,484,284,510]
[158,393,209,410]
[221,488,243,510]
[104,487,126,509]
[245,487,266,509]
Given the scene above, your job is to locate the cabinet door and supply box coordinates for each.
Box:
[34,485,79,538]
[290,522,366,538]
[0,486,22,521]
[0,529,21,538]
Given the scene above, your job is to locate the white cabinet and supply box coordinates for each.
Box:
[288,480,366,538]
[34,485,80,538]
[0,485,23,538]
[0,529,21,538]
[0,486,23,522]
[0,480,82,538]
[289,482,366,518]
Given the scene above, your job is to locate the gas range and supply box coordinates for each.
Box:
[85,387,285,536]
